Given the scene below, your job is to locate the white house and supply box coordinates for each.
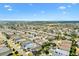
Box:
[53,49,69,56]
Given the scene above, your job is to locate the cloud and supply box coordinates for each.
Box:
[58,6,68,15]
[4,5,11,8]
[8,8,12,11]
[41,10,45,14]
[58,6,66,10]
[67,5,72,8]
[4,5,13,11]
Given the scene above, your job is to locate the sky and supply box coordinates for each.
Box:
[0,3,79,21]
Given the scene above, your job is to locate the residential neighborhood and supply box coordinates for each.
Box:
[0,21,79,56]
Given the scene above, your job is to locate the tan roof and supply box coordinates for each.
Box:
[58,40,72,51]
[0,32,6,41]
[76,47,79,56]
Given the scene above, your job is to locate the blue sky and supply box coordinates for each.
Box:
[0,3,79,21]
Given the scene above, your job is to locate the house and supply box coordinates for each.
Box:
[53,49,69,56]
[76,47,79,56]
[21,41,40,51]
[76,39,79,47]
[0,46,11,56]
[14,38,26,43]
[0,32,7,41]
[52,40,72,56]
[58,40,72,51]
[64,36,71,40]
[34,37,46,45]
[76,42,79,47]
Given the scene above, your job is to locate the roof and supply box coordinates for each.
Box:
[0,46,11,56]
[22,41,39,49]
[54,49,69,56]
[76,47,79,55]
[58,40,72,51]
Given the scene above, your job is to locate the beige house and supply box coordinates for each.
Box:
[76,47,79,56]
[58,40,72,51]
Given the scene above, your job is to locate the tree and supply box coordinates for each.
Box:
[15,51,18,54]
[52,43,56,47]
[69,38,76,56]
[44,50,49,55]
[48,38,53,42]
[7,53,13,56]
[3,32,10,39]
[28,52,33,56]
